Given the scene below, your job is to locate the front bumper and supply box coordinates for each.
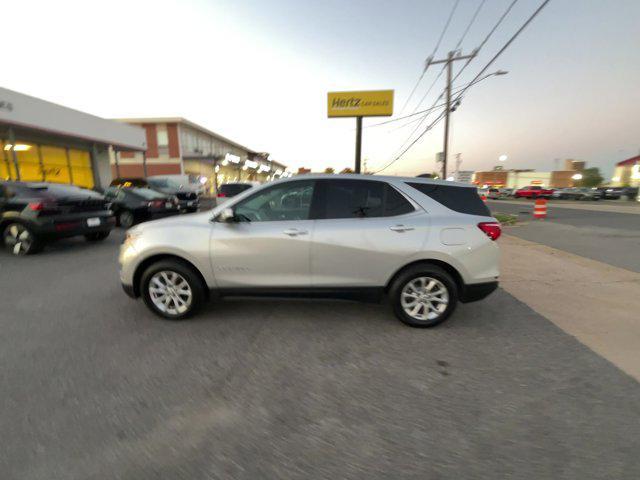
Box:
[459,281,498,303]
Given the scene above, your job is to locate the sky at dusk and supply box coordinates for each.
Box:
[3,0,639,178]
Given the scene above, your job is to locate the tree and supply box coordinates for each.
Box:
[324,167,335,174]
[340,168,354,174]
[576,167,603,188]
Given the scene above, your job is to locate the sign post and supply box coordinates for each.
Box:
[327,90,394,173]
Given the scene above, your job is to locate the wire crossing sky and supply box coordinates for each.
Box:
[2,0,639,177]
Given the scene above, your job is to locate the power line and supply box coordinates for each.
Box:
[373,110,447,174]
[374,0,549,175]
[391,0,521,158]
[410,0,506,116]
[454,0,552,101]
[398,0,461,115]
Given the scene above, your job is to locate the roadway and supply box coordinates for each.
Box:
[487,200,640,272]
[2,229,639,478]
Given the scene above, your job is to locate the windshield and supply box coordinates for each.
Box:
[148,178,184,189]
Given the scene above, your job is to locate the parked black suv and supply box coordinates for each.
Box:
[104,186,180,228]
[110,177,199,213]
[0,182,115,255]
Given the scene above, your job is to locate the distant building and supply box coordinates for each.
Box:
[611,155,640,187]
[112,117,288,191]
[473,168,578,189]
[453,170,474,183]
[1,87,144,190]
[564,159,585,171]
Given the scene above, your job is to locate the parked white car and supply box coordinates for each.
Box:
[119,175,500,327]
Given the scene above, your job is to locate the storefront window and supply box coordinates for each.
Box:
[40,145,71,184]
[13,142,41,181]
[1,140,18,180]
[68,149,94,188]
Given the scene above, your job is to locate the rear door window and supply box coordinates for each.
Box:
[316,180,414,219]
[406,182,490,216]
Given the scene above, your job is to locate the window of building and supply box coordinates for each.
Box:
[157,130,168,147]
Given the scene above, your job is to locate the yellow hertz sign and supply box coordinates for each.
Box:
[327,90,394,117]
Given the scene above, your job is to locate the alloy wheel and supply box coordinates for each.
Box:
[3,224,34,256]
[148,270,193,315]
[400,276,449,321]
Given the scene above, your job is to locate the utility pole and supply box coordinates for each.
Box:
[429,50,476,178]
[355,116,363,173]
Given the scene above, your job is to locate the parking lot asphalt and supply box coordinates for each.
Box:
[2,230,640,479]
[487,200,640,272]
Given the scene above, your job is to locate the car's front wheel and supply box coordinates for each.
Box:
[390,264,458,328]
[140,259,205,320]
[3,222,43,256]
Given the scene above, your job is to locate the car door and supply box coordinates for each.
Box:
[310,179,427,287]
[209,179,317,288]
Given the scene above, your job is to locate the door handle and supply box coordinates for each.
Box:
[390,225,415,232]
[283,228,308,236]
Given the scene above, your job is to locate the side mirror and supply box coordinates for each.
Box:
[217,207,236,223]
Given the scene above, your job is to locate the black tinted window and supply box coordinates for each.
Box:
[320,180,384,219]
[220,184,252,196]
[406,182,490,216]
[384,184,414,216]
[317,180,413,219]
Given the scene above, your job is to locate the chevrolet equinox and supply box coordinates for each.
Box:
[119,175,500,327]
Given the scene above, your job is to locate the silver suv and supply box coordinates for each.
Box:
[119,175,500,327]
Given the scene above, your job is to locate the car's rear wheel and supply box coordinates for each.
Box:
[85,231,110,242]
[390,265,458,328]
[3,222,43,256]
[140,259,205,320]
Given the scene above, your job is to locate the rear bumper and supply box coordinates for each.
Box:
[35,213,115,239]
[460,281,498,303]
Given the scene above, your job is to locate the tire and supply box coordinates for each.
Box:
[140,259,206,320]
[118,211,135,229]
[85,231,110,242]
[390,264,458,328]
[3,222,43,256]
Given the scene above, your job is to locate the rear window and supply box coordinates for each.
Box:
[406,182,490,216]
[130,188,166,200]
[220,184,253,196]
[14,183,102,199]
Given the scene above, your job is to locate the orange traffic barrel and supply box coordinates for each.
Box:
[533,198,547,219]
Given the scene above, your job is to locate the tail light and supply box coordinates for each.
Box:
[147,199,165,208]
[28,201,58,212]
[477,222,501,241]
[217,193,226,198]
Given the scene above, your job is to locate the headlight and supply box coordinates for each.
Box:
[123,230,142,247]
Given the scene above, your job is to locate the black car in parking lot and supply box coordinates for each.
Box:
[110,177,199,213]
[0,181,115,255]
[104,186,180,228]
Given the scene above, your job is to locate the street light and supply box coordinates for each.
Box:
[571,173,583,180]
[498,154,508,162]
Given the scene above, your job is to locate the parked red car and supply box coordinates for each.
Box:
[514,185,554,199]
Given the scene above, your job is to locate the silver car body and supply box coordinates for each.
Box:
[120,175,499,294]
